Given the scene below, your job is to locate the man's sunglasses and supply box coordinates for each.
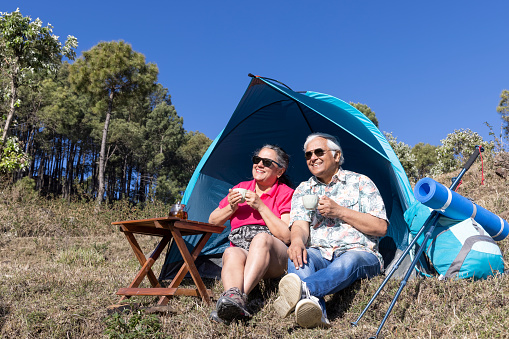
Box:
[252,155,283,168]
[305,148,330,160]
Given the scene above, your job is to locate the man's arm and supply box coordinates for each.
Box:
[287,220,311,269]
[317,196,388,236]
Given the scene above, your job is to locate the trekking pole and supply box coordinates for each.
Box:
[353,146,483,339]
[350,212,440,327]
[351,146,484,329]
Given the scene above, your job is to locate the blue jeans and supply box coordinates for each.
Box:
[287,248,381,311]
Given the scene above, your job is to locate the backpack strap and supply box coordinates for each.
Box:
[444,235,496,279]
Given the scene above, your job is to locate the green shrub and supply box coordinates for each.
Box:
[0,130,30,174]
[431,129,493,176]
[384,131,418,181]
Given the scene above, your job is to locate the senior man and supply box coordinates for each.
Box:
[274,132,388,328]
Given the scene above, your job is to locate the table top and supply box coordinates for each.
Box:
[112,216,226,235]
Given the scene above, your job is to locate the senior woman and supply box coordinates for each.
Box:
[208,144,294,323]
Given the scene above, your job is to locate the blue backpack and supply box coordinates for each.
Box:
[404,201,505,280]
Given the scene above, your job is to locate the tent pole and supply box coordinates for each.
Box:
[352,146,483,338]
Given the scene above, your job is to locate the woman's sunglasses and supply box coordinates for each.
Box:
[305,148,330,160]
[252,155,282,168]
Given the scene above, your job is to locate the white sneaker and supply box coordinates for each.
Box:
[274,273,304,318]
[295,295,331,329]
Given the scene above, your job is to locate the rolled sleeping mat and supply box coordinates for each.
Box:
[414,177,509,241]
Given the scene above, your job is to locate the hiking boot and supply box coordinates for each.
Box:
[295,295,331,329]
[274,273,306,318]
[216,287,251,321]
[209,310,225,324]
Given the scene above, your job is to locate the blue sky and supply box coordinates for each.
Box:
[6,1,509,146]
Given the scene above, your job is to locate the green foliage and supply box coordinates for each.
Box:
[176,131,212,175]
[497,89,509,137]
[431,128,493,176]
[103,311,163,339]
[144,101,184,172]
[39,62,92,139]
[485,121,508,153]
[0,128,29,173]
[69,41,157,104]
[384,131,418,181]
[349,102,379,127]
[2,37,207,204]
[411,142,438,180]
[0,8,77,74]
[153,130,212,203]
[69,40,159,203]
[0,8,77,142]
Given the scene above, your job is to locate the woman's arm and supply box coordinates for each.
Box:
[208,189,243,225]
[244,190,291,244]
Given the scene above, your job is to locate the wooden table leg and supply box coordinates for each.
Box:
[119,231,171,302]
[157,230,213,306]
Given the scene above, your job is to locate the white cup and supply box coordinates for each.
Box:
[302,195,319,210]
[233,188,247,203]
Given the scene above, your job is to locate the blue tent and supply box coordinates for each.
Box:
[160,75,416,280]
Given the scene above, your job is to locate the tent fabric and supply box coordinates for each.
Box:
[159,76,415,281]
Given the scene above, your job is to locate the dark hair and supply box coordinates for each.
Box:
[254,144,292,187]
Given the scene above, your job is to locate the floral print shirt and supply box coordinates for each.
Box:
[289,168,388,268]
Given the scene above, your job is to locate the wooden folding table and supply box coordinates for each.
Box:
[112,217,226,306]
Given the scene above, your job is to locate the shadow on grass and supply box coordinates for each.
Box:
[327,280,363,321]
[0,301,9,331]
[246,277,281,314]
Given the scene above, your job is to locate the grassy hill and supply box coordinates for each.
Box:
[0,160,508,338]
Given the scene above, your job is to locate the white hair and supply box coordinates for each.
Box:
[303,132,344,165]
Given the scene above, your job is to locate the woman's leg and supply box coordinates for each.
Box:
[221,246,248,292]
[216,246,252,321]
[242,233,288,295]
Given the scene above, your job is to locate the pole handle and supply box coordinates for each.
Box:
[463,145,483,171]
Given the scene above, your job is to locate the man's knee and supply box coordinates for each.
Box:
[332,251,380,278]
[287,258,317,279]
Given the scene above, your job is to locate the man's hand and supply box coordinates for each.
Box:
[317,195,388,236]
[287,240,307,269]
[317,195,340,219]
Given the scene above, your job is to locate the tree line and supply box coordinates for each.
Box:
[2,9,508,204]
[0,9,211,205]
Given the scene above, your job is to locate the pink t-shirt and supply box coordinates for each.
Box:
[218,179,294,231]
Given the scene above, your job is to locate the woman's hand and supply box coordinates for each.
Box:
[227,189,243,212]
[244,190,263,211]
[209,188,244,225]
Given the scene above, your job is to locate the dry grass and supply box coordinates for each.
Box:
[1,160,509,338]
